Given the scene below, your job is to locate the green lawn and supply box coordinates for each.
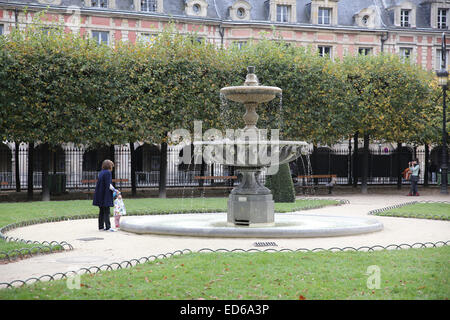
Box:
[1,247,448,300]
[0,198,340,256]
[374,202,450,220]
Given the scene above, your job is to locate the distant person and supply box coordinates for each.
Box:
[429,162,437,183]
[93,159,119,231]
[407,158,420,196]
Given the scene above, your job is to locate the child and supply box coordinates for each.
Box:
[113,191,126,229]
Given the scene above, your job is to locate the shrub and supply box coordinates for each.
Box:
[265,163,295,202]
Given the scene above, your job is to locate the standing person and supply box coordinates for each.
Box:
[93,159,119,231]
[408,158,420,196]
[430,162,437,183]
[113,191,126,229]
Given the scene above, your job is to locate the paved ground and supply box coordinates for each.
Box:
[0,191,449,286]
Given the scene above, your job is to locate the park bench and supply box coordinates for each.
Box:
[296,174,337,195]
[193,175,238,188]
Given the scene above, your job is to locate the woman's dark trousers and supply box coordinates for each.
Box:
[98,206,111,230]
[409,176,419,195]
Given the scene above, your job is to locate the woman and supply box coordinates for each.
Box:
[408,158,420,196]
[93,159,119,231]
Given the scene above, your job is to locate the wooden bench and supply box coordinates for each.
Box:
[193,176,238,180]
[296,174,337,195]
[193,175,238,188]
[0,182,9,186]
[81,179,129,184]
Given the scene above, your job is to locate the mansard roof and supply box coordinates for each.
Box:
[1,0,445,30]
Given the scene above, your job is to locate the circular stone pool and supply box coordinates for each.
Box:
[120,213,383,238]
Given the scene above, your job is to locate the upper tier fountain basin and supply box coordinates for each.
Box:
[220,86,282,104]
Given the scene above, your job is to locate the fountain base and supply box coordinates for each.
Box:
[227,194,275,227]
[119,213,384,238]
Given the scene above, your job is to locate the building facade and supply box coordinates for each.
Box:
[0,0,449,189]
[0,0,449,70]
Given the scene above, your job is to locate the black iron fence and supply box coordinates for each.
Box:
[0,143,448,191]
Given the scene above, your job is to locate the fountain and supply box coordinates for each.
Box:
[219,66,307,227]
[120,67,383,238]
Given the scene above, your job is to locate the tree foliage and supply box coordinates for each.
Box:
[0,17,442,152]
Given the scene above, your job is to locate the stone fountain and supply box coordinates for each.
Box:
[120,67,383,238]
[220,66,307,227]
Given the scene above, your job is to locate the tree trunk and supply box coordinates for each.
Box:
[15,142,20,192]
[199,161,205,187]
[41,143,50,201]
[312,144,318,185]
[109,145,115,182]
[424,144,429,187]
[159,142,168,198]
[361,134,369,194]
[353,132,359,188]
[348,137,352,186]
[129,142,136,196]
[397,142,402,190]
[27,142,34,201]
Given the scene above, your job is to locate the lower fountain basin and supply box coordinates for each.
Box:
[120,213,383,238]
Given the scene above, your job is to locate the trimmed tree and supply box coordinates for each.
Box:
[265,163,295,202]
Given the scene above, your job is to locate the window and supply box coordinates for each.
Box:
[141,0,157,12]
[400,47,412,61]
[0,24,4,36]
[436,49,450,70]
[362,15,369,26]
[400,9,410,27]
[277,5,291,23]
[92,31,109,45]
[358,47,372,56]
[193,3,201,14]
[233,41,247,50]
[438,8,448,29]
[237,7,246,18]
[91,0,108,8]
[318,7,331,25]
[318,46,332,58]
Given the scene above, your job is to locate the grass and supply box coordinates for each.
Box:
[1,247,449,300]
[374,202,450,220]
[0,197,340,257]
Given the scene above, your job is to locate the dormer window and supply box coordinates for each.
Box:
[92,0,108,8]
[431,2,450,29]
[193,4,201,14]
[85,0,116,9]
[268,1,297,23]
[354,7,377,28]
[277,5,291,22]
[438,8,448,29]
[389,1,416,28]
[362,15,369,25]
[318,7,331,24]
[310,0,339,25]
[400,9,411,27]
[185,0,208,17]
[141,0,157,12]
[135,0,163,13]
[230,1,251,21]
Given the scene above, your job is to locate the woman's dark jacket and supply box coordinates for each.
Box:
[93,169,113,207]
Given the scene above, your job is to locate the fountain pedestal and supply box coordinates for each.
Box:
[227,194,274,226]
[227,167,274,226]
